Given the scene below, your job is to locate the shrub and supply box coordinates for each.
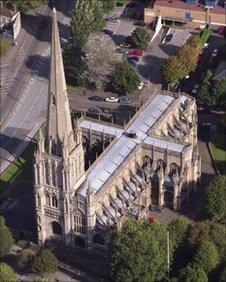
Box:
[31,250,58,275]
[34,276,49,282]
[17,250,34,269]
[0,216,13,258]
[0,263,18,282]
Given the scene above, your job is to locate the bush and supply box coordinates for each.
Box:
[0,263,18,282]
[112,61,140,94]
[193,241,219,273]
[0,216,13,258]
[17,250,34,269]
[131,27,150,50]
[31,250,58,275]
[178,264,208,282]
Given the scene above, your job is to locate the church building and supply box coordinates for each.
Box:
[34,8,201,252]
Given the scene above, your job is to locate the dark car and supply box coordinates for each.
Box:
[165,34,173,43]
[119,96,132,104]
[88,96,103,101]
[87,108,100,113]
[128,56,140,62]
[127,58,137,67]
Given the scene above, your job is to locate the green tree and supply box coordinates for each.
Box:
[206,175,226,222]
[0,216,13,258]
[0,263,18,282]
[100,0,116,13]
[163,56,187,83]
[187,221,225,260]
[203,69,213,85]
[178,265,208,282]
[31,250,58,275]
[193,241,219,273]
[112,61,140,94]
[213,79,226,105]
[110,220,167,282]
[168,218,190,254]
[200,28,212,44]
[197,84,215,106]
[131,27,150,50]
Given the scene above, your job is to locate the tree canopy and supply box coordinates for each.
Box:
[0,216,13,259]
[193,241,219,273]
[112,61,140,94]
[0,263,18,282]
[206,175,226,222]
[131,27,151,50]
[178,264,208,282]
[110,219,167,282]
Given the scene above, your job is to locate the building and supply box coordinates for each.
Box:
[0,1,21,39]
[34,8,201,252]
[144,0,226,29]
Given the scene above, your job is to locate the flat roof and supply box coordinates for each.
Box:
[153,0,226,15]
[77,94,188,197]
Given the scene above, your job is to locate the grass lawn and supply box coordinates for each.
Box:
[0,142,36,198]
[209,133,226,174]
[0,36,12,58]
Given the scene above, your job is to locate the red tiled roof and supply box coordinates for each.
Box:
[153,0,226,15]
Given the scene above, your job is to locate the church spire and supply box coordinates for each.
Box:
[47,8,72,142]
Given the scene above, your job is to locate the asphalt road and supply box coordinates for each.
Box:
[0,3,73,173]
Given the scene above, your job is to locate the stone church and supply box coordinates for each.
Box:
[34,9,201,251]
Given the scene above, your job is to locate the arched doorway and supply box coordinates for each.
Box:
[52,221,62,236]
[93,234,105,245]
[74,236,86,248]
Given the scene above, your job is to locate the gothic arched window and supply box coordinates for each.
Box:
[52,195,58,208]
[52,162,56,187]
[45,192,51,206]
[74,214,86,234]
[45,162,50,185]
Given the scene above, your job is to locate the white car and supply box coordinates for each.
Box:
[191,84,199,94]
[211,49,218,57]
[203,43,209,48]
[105,97,119,103]
[138,82,144,90]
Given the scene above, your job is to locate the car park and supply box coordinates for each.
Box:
[88,96,103,101]
[191,84,199,94]
[105,97,119,103]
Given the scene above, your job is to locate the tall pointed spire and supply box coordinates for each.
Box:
[47,8,72,141]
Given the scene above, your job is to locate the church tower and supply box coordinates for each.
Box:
[34,8,85,245]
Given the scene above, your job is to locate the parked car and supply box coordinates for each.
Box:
[119,96,132,104]
[218,26,225,36]
[138,82,144,90]
[105,97,119,103]
[211,48,218,57]
[128,58,137,67]
[128,49,144,57]
[165,34,173,43]
[88,96,103,101]
[203,42,209,48]
[87,108,100,113]
[120,36,132,48]
[106,17,119,23]
[128,56,140,62]
[115,48,127,54]
[191,84,200,94]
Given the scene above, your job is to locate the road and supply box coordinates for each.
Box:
[0,2,73,173]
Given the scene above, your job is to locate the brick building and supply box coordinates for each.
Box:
[144,0,226,29]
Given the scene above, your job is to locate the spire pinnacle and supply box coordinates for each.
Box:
[47,7,73,143]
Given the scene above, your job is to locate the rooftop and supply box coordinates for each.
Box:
[77,94,189,197]
[151,0,226,15]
